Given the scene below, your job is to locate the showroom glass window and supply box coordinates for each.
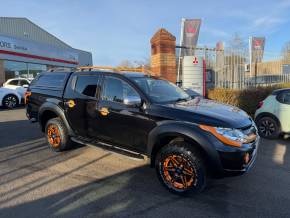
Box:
[28,63,47,78]
[4,60,28,80]
[4,60,47,81]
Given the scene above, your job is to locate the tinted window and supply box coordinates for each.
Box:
[75,75,101,97]
[35,73,66,87]
[131,77,189,103]
[278,91,290,104]
[19,80,29,86]
[101,77,139,103]
[8,80,19,85]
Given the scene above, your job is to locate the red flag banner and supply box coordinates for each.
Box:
[250,37,265,63]
[181,19,201,56]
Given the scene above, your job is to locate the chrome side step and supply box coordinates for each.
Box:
[71,137,147,160]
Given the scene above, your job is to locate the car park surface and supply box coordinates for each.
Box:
[0,108,290,217]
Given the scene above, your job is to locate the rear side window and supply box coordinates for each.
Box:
[8,80,19,85]
[19,80,29,86]
[34,73,66,88]
[75,75,101,97]
[277,91,290,104]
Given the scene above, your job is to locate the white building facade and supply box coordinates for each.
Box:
[0,17,92,84]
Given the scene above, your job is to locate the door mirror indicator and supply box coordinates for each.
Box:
[124,96,141,107]
[22,84,29,88]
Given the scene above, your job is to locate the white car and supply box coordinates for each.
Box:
[0,87,22,108]
[3,78,31,95]
[0,78,31,109]
[255,88,290,138]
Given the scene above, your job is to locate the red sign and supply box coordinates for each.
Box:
[216,41,224,51]
[251,37,265,63]
[254,39,262,47]
[186,25,197,35]
[253,39,263,49]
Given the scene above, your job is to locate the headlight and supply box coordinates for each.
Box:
[199,125,247,147]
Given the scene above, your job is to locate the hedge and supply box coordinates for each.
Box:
[207,83,290,117]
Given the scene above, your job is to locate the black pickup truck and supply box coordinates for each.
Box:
[26,70,259,195]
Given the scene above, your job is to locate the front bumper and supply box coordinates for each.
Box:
[217,136,260,176]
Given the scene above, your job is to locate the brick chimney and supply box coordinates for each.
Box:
[150,28,177,83]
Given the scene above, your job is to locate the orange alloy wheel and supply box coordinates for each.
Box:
[47,124,61,148]
[162,155,196,190]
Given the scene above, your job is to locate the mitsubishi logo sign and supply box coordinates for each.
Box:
[193,56,199,64]
[254,39,263,49]
[186,24,197,37]
[182,56,206,96]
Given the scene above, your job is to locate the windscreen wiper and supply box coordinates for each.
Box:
[175,97,190,103]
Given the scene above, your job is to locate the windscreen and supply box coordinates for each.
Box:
[131,77,190,103]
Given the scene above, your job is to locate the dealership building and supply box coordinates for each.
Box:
[0,17,92,84]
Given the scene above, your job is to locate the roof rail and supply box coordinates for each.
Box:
[47,67,75,72]
[77,66,147,73]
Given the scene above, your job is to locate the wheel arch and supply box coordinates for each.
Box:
[147,123,223,173]
[255,112,281,128]
[2,92,21,105]
[38,102,75,136]
[150,133,208,166]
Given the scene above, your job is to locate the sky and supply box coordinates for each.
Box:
[1,0,290,65]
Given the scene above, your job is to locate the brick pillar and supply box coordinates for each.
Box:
[150,28,176,83]
[0,60,4,86]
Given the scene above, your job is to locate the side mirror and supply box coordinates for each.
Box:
[22,84,29,88]
[124,96,142,107]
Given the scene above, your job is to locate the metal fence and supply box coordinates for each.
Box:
[177,46,290,90]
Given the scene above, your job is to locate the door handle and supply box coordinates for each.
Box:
[99,107,110,116]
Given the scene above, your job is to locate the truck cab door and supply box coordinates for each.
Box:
[63,74,102,137]
[88,75,155,153]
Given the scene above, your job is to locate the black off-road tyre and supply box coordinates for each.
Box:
[2,94,18,109]
[45,117,73,152]
[155,141,206,195]
[256,116,280,139]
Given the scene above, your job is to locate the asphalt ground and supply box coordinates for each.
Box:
[0,108,290,218]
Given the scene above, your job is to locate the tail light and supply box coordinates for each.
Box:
[257,101,263,109]
[24,91,32,104]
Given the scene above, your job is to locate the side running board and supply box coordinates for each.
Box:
[71,137,147,160]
